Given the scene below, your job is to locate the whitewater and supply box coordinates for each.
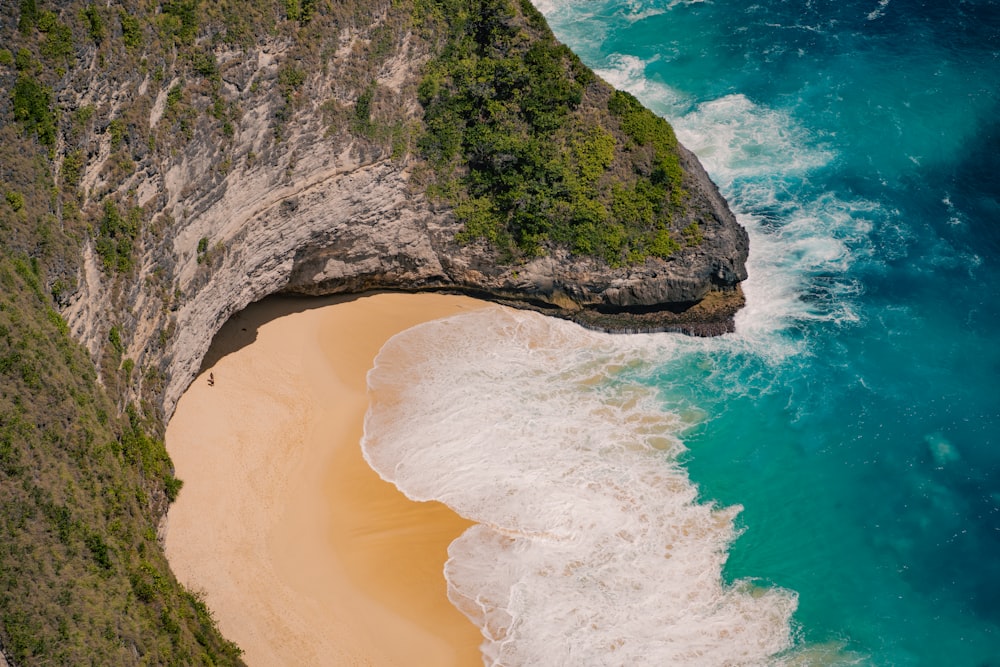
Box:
[363,0,1000,664]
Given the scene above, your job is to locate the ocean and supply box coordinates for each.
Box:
[362,0,1000,664]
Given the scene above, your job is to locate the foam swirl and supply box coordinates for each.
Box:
[363,307,797,665]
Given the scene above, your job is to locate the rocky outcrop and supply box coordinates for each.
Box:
[283,141,747,333]
[59,38,747,421]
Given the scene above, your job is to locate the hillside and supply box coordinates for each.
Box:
[0,0,748,663]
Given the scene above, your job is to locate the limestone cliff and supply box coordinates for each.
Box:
[39,2,747,419]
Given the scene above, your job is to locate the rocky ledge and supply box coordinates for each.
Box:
[284,143,748,338]
[65,136,747,418]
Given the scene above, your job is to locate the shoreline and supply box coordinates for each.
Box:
[164,293,488,665]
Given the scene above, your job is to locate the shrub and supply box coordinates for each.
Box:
[108,118,126,150]
[82,5,105,45]
[417,0,688,264]
[351,83,375,136]
[38,11,75,62]
[108,325,124,356]
[682,222,703,247]
[61,150,85,188]
[161,0,199,45]
[11,74,56,146]
[5,191,25,212]
[191,49,218,79]
[119,10,142,49]
[649,227,681,258]
[95,200,140,273]
[18,0,38,34]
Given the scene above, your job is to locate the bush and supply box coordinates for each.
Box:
[108,118,126,150]
[351,83,375,136]
[119,10,142,49]
[37,11,75,62]
[18,0,38,35]
[682,222,703,247]
[11,74,56,146]
[191,49,218,79]
[61,150,85,188]
[608,89,685,201]
[161,0,199,45]
[82,5,105,45]
[0,259,244,664]
[95,200,141,274]
[5,191,25,212]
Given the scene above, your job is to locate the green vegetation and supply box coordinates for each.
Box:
[283,0,317,22]
[18,0,38,35]
[94,200,140,274]
[119,10,142,49]
[0,19,243,650]
[108,117,126,150]
[5,192,25,212]
[60,150,85,190]
[351,82,376,136]
[160,0,200,46]
[416,0,692,263]
[607,89,685,204]
[276,65,306,125]
[0,258,243,665]
[11,74,56,147]
[37,11,75,63]
[82,5,105,45]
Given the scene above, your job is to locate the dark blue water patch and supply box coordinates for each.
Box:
[933,113,1000,264]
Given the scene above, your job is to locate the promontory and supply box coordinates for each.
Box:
[0,0,748,663]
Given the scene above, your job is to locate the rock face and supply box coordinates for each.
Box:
[283,141,747,332]
[58,37,747,420]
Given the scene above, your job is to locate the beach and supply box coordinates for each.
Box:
[164,292,489,666]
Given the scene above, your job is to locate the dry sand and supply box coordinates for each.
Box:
[164,293,490,666]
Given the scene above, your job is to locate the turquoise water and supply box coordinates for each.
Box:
[363,1,999,664]
[537,0,1000,663]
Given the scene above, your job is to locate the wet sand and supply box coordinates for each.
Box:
[164,293,489,666]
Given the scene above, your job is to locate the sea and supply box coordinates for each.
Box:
[362,1,1000,664]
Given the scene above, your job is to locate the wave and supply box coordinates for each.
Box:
[595,54,876,342]
[363,308,798,665]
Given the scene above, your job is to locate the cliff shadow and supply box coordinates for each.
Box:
[197,292,367,374]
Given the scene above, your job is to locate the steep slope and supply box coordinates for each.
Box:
[0,0,748,663]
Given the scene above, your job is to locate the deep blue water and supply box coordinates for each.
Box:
[537,0,1000,663]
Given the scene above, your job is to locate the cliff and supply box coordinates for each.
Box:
[0,0,746,663]
[37,0,748,418]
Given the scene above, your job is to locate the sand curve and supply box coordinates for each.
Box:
[164,293,489,666]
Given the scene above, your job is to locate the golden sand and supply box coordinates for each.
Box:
[164,293,489,666]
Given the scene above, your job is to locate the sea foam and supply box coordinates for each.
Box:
[363,308,798,665]
[594,54,877,340]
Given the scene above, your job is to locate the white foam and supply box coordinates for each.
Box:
[363,308,798,665]
[867,0,891,21]
[594,55,877,342]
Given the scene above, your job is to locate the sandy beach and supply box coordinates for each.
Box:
[164,292,489,666]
